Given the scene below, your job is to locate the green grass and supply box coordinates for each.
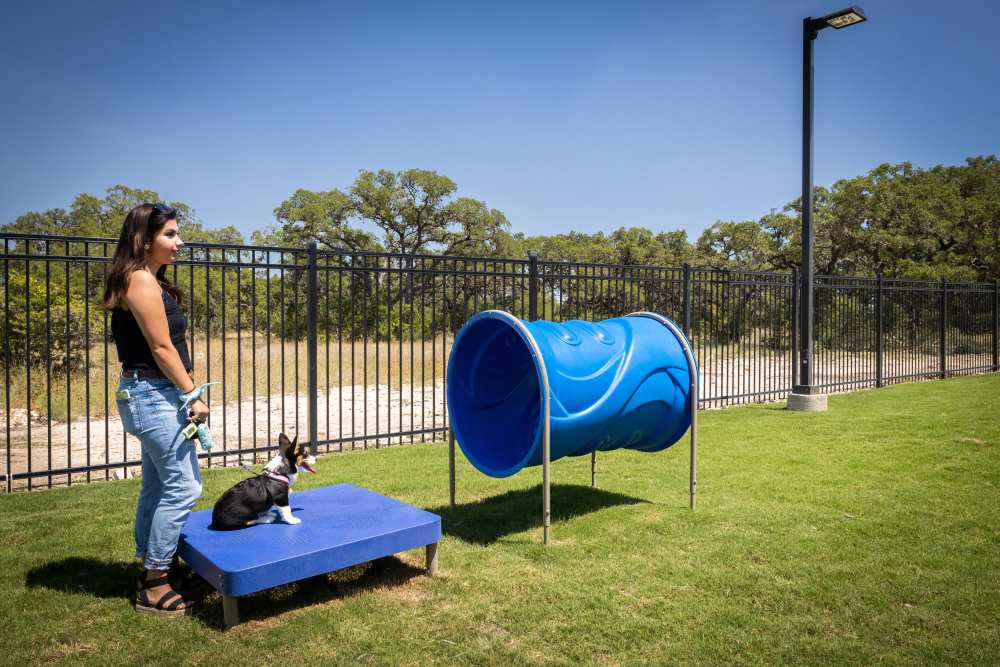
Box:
[1,375,998,666]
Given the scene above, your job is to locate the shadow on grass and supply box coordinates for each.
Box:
[431,483,649,544]
[25,555,426,629]
[26,557,142,600]
[194,556,427,629]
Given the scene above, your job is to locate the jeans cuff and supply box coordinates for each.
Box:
[144,556,173,571]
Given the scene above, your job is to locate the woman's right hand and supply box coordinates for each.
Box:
[188,398,210,424]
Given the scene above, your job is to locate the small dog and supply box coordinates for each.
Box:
[210,433,317,530]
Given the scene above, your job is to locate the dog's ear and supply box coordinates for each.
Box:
[279,433,296,460]
[284,434,299,460]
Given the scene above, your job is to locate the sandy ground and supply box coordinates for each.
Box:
[3,352,990,490]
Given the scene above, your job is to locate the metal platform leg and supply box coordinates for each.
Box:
[223,595,239,629]
[426,542,439,575]
[591,451,597,488]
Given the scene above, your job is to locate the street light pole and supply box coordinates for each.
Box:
[798,15,817,393]
[788,6,867,412]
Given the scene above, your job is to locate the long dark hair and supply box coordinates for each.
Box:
[102,203,182,310]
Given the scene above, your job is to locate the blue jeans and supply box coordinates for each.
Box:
[116,373,202,571]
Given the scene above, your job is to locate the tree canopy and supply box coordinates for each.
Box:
[693,156,999,280]
[1,185,243,245]
[4,156,998,280]
[254,169,516,257]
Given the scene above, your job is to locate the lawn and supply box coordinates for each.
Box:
[0,374,997,665]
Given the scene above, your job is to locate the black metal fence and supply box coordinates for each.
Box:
[2,233,998,491]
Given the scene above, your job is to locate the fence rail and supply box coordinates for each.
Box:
[2,233,998,491]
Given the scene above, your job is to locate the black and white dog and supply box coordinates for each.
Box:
[210,433,316,530]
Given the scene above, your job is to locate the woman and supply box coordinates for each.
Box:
[103,203,210,616]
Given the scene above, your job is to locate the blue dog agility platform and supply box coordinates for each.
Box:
[178,483,441,627]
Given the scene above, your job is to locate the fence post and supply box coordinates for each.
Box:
[306,241,319,450]
[682,263,692,337]
[939,277,947,380]
[3,247,10,493]
[528,251,539,321]
[791,267,799,390]
[993,279,999,372]
[876,274,884,388]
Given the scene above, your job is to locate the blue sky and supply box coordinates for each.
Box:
[1,0,997,243]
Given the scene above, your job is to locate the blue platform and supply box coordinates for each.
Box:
[178,483,441,626]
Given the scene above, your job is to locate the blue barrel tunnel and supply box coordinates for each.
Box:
[446,311,696,478]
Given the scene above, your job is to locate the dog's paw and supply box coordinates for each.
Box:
[256,512,276,524]
[285,516,302,525]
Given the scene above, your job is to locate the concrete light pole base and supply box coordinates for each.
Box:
[786,392,828,411]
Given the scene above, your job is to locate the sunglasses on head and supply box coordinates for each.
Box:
[151,203,170,214]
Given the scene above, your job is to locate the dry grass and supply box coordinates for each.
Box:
[2,326,992,424]
[2,334,453,422]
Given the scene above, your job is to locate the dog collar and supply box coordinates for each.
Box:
[264,471,290,485]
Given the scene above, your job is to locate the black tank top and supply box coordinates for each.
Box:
[111,290,193,372]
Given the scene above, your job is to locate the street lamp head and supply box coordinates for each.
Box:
[816,6,867,30]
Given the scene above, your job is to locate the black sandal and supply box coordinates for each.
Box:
[135,571,194,616]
